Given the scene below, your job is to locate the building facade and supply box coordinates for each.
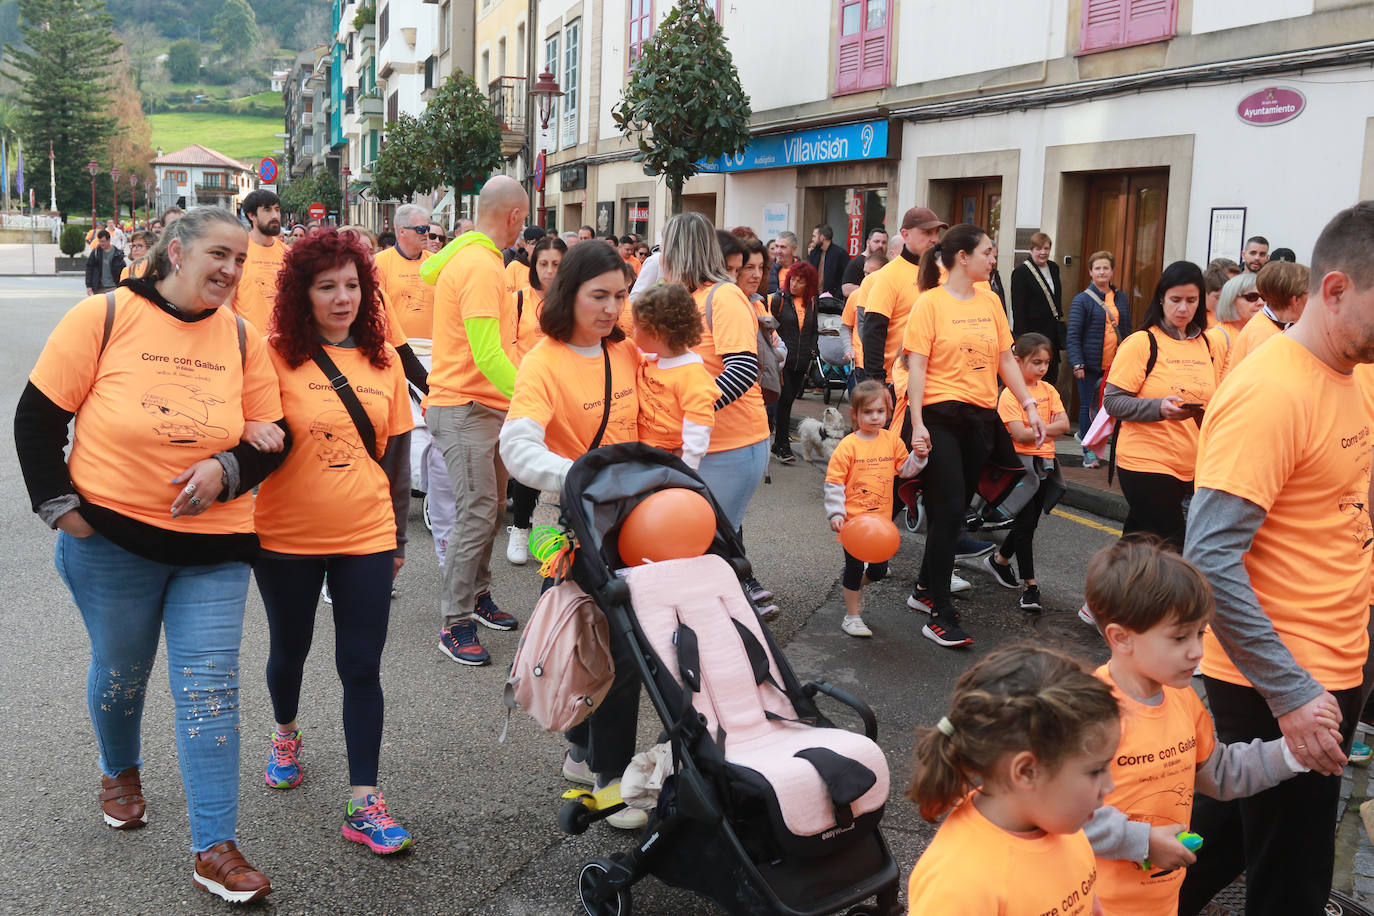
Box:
[152,145,257,214]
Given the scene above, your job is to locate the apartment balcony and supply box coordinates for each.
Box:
[301,110,314,127]
[488,75,526,158]
[359,92,384,125]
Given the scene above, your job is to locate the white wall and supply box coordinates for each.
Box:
[896,0,1067,86]
[896,68,1371,264]
[1190,0,1313,35]
[720,168,799,233]
[723,0,831,113]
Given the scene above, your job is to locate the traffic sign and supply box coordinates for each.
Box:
[258,157,277,183]
[534,151,546,192]
[307,202,326,221]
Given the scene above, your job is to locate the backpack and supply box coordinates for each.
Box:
[502,580,614,735]
[704,283,782,405]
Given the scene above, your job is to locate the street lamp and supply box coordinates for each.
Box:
[527,69,563,229]
[144,178,152,224]
[129,174,138,223]
[87,160,99,227]
[110,165,119,225]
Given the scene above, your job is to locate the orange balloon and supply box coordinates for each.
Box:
[618,488,717,566]
[840,514,901,564]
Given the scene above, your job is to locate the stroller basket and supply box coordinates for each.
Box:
[556,444,900,916]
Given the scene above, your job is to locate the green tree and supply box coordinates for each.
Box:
[370,71,501,201]
[212,0,260,58]
[611,0,750,215]
[166,38,199,83]
[2,0,119,213]
[280,167,339,219]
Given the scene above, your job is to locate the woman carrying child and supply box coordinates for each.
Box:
[906,645,1120,914]
[983,332,1069,611]
[824,380,923,637]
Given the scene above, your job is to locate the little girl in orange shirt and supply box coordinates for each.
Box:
[631,284,720,471]
[906,645,1120,915]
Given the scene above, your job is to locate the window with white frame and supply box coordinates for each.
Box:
[542,35,559,136]
[561,20,579,149]
[439,2,451,53]
[628,0,653,71]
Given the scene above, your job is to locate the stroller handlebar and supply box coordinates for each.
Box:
[803,680,878,742]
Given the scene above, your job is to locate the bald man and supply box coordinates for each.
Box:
[427,176,530,667]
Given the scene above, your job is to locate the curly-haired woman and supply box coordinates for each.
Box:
[252,227,416,854]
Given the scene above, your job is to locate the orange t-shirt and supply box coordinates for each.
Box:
[998,379,1065,458]
[902,285,1013,409]
[1093,663,1217,916]
[377,289,409,349]
[1196,333,1373,691]
[636,352,719,451]
[504,256,530,293]
[427,237,516,410]
[693,282,770,453]
[907,794,1099,916]
[1221,311,1282,380]
[825,429,909,521]
[1106,329,1220,481]
[1101,290,1120,370]
[254,344,412,555]
[860,254,921,376]
[231,237,287,334]
[373,246,434,340]
[514,286,546,361]
[507,337,641,460]
[119,260,148,282]
[841,278,870,369]
[29,289,282,534]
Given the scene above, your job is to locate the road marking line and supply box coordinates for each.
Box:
[1051,508,1122,537]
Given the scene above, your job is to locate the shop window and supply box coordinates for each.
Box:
[1078,0,1177,55]
[624,199,649,238]
[834,0,889,96]
[628,0,653,71]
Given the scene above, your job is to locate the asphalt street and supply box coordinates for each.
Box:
[0,276,1120,914]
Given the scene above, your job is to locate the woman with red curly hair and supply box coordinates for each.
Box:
[768,259,819,463]
[252,227,416,854]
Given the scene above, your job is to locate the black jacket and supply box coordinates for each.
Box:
[808,243,849,300]
[1009,259,1063,345]
[85,246,126,291]
[770,291,818,372]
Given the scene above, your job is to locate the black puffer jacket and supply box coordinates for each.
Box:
[770,291,818,372]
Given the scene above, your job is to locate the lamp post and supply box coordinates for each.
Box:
[129,174,138,223]
[110,165,119,225]
[526,69,563,229]
[341,165,351,225]
[144,178,152,224]
[87,160,98,227]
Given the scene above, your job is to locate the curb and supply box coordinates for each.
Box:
[1059,483,1128,525]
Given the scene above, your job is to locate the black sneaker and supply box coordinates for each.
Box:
[906,588,961,621]
[771,448,796,465]
[983,554,1020,589]
[979,509,1015,531]
[954,536,996,560]
[1019,585,1042,611]
[923,614,973,648]
[746,577,773,602]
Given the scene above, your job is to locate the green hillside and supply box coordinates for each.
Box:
[149,111,283,163]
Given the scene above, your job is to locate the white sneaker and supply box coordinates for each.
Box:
[841,615,872,637]
[506,526,530,566]
[1078,603,1095,626]
[950,573,972,594]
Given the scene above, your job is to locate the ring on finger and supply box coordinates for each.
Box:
[184,483,197,494]
[189,496,202,507]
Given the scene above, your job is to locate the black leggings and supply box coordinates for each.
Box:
[998,483,1047,581]
[916,418,992,614]
[564,605,642,781]
[1117,467,1191,550]
[256,551,393,787]
[511,481,539,530]
[842,549,889,591]
[773,368,807,453]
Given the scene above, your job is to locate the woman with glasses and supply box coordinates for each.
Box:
[1067,251,1128,469]
[1215,271,1265,343]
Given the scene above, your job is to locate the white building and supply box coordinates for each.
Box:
[151,144,256,214]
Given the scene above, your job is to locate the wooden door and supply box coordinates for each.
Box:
[1083,169,1168,330]
[951,178,1003,245]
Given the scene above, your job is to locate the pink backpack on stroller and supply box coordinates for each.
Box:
[503,580,614,734]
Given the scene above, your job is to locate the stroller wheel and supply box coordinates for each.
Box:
[823,383,832,404]
[578,858,632,916]
[905,498,925,533]
[422,493,433,534]
[558,798,594,835]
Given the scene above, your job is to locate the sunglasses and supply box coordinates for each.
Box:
[404,224,429,234]
[428,232,444,240]
[1239,292,1263,302]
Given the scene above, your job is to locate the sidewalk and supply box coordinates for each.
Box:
[0,242,63,275]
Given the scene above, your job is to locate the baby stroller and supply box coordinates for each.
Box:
[554,443,900,916]
[811,315,852,405]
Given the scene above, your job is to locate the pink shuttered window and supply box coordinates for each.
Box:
[834,0,890,96]
[627,0,654,72]
[1079,0,1177,55]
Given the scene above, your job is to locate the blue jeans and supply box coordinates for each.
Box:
[697,439,769,531]
[55,531,250,853]
[1076,367,1104,439]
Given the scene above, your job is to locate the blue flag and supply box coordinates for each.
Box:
[16,141,23,197]
[1,138,7,197]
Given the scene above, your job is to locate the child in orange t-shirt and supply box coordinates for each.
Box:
[985,333,1069,611]
[631,283,720,471]
[1081,540,1322,916]
[906,644,1122,915]
[824,380,924,637]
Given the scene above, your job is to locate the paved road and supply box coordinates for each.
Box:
[1,277,1127,914]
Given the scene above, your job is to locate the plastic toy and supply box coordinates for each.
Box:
[617,488,716,566]
[1140,831,1203,870]
[529,525,569,562]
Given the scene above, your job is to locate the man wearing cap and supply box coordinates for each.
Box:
[861,206,948,390]
[504,225,545,292]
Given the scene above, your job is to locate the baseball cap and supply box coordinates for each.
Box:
[901,206,948,231]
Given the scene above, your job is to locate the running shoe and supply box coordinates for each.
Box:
[841,615,873,637]
[756,602,781,623]
[342,792,413,854]
[562,752,595,787]
[1351,742,1372,765]
[906,591,935,614]
[1019,585,1043,611]
[923,614,973,648]
[983,554,1020,589]
[1078,603,1096,626]
[439,621,491,666]
[746,577,774,603]
[950,573,973,594]
[1082,448,1101,469]
[771,448,796,465]
[265,729,303,789]
[954,536,997,560]
[506,526,530,566]
[979,510,1015,531]
[474,591,518,630]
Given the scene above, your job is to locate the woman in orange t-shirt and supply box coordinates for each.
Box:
[901,224,1045,650]
[498,241,647,830]
[119,229,156,281]
[1215,271,1264,342]
[252,229,415,854]
[15,206,286,902]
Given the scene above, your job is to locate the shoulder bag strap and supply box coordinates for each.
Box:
[1107,330,1159,485]
[703,281,725,331]
[99,290,117,356]
[1026,262,1061,320]
[588,342,613,451]
[516,289,524,324]
[236,314,246,369]
[309,345,381,464]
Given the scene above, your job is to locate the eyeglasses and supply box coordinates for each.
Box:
[428,233,444,240]
[1239,292,1263,302]
[404,224,429,234]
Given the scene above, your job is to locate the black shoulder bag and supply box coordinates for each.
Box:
[309,346,382,465]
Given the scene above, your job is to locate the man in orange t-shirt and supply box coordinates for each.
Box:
[229,189,288,333]
[1180,202,1374,916]
[426,175,529,668]
[859,206,946,389]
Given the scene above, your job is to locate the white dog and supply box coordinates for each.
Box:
[795,406,850,464]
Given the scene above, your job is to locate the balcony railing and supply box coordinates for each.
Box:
[488,75,526,134]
